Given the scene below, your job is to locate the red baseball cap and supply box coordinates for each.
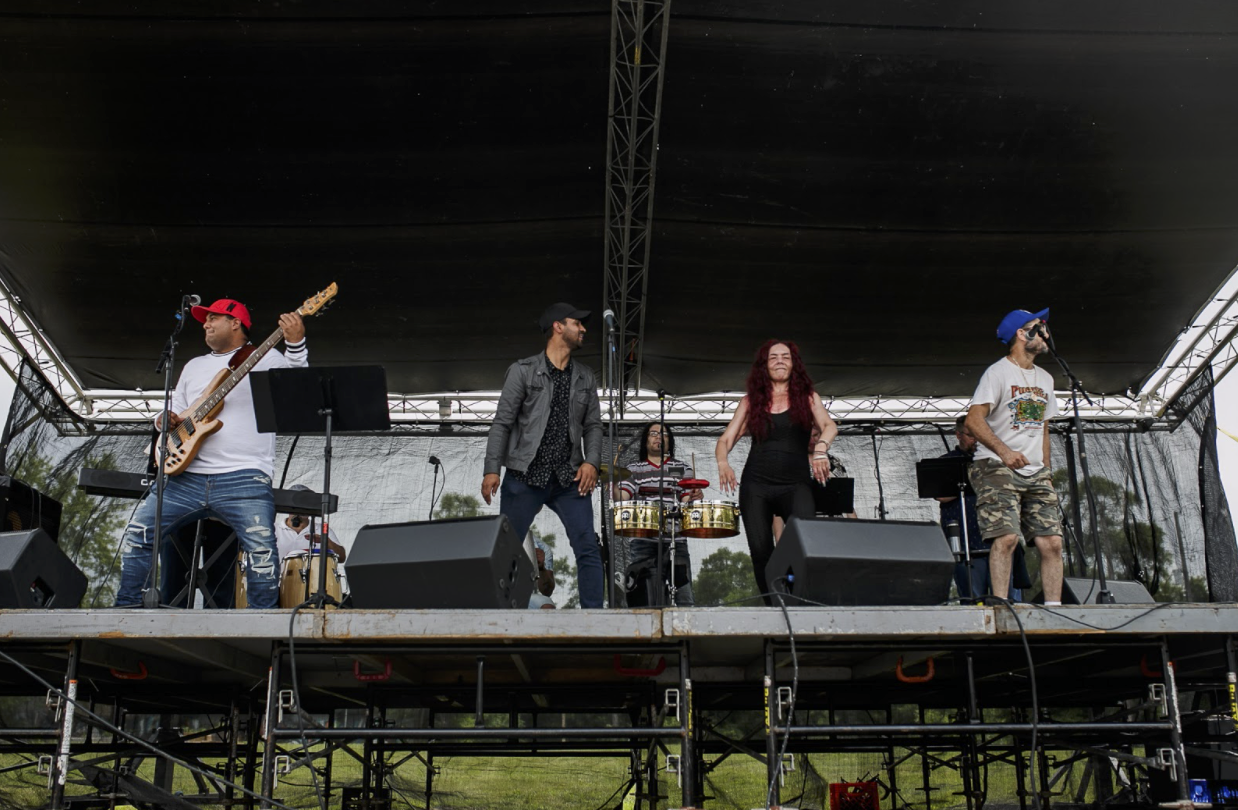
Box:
[191,298,252,329]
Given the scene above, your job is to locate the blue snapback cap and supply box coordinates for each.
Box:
[996,308,1049,343]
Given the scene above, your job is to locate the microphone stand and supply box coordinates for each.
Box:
[871,428,888,520]
[428,459,440,520]
[1043,332,1113,604]
[654,389,669,607]
[603,314,620,606]
[144,296,193,608]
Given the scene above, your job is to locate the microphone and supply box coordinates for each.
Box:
[944,521,962,557]
[174,294,201,320]
[603,309,617,330]
[429,455,442,467]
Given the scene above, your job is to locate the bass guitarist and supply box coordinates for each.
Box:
[114,298,308,608]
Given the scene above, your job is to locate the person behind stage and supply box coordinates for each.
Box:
[965,308,1064,605]
[716,339,838,604]
[481,302,604,608]
[115,298,308,608]
[617,422,703,607]
[936,414,1026,602]
[528,538,556,609]
[275,485,347,562]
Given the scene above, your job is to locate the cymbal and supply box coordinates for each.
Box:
[598,464,631,481]
[677,478,710,489]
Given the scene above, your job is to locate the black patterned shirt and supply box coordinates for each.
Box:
[512,355,576,489]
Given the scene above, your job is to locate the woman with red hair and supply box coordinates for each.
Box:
[716,340,838,603]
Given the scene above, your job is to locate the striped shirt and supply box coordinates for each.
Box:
[618,457,695,504]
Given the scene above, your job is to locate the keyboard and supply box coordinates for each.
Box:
[76,468,339,516]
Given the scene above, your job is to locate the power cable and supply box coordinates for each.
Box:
[278,434,301,489]
[766,579,800,810]
[983,596,1042,810]
[588,776,637,810]
[287,603,328,810]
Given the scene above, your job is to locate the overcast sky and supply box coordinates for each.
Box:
[1,371,1236,536]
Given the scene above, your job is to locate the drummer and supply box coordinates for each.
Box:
[616,422,703,606]
[275,484,347,562]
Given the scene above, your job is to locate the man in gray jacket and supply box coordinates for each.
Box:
[480,302,605,607]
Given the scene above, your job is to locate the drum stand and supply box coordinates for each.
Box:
[662,503,683,607]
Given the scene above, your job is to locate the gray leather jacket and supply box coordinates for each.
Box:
[484,353,603,477]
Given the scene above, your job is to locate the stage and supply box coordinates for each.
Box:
[2,603,1236,809]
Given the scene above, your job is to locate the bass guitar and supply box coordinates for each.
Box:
[161,283,338,476]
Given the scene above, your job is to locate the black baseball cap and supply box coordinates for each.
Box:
[538,302,592,333]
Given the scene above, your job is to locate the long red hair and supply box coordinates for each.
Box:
[744,339,816,440]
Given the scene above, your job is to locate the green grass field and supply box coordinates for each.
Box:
[0,732,1117,810]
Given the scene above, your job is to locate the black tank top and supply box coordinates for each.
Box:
[742,411,811,486]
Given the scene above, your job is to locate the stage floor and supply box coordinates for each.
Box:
[2,604,1235,712]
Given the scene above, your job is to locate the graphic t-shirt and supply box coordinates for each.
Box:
[969,357,1058,476]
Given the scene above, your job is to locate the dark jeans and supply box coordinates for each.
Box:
[500,474,604,608]
[739,477,815,606]
[116,469,279,608]
[626,538,694,607]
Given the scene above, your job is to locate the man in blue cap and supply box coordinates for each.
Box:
[480,302,604,608]
[964,308,1064,605]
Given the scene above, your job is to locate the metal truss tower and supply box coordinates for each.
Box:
[601,0,673,415]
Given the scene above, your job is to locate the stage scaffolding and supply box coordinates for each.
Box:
[1,606,1237,810]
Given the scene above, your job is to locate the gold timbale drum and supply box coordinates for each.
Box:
[679,501,741,538]
[611,503,664,538]
[612,500,740,539]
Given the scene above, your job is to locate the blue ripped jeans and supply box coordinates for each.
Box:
[115,469,279,608]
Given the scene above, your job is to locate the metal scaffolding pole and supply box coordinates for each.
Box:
[602,0,673,414]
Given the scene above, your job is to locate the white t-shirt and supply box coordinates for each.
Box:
[970,357,1058,476]
[275,518,342,561]
[167,340,308,477]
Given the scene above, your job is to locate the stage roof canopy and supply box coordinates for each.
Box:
[2,1,1238,404]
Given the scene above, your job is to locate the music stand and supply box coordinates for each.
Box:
[252,366,390,608]
[811,478,855,517]
[915,456,979,601]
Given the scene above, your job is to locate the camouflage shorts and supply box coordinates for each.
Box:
[968,458,1062,545]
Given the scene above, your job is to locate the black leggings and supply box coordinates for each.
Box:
[739,478,815,605]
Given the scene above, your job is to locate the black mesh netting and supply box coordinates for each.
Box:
[2,357,1235,606]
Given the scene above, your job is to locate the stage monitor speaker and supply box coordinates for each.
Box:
[1060,576,1155,605]
[347,516,535,609]
[0,529,88,608]
[0,475,63,542]
[766,517,956,606]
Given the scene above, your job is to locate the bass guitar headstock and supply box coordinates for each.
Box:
[297,282,339,318]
